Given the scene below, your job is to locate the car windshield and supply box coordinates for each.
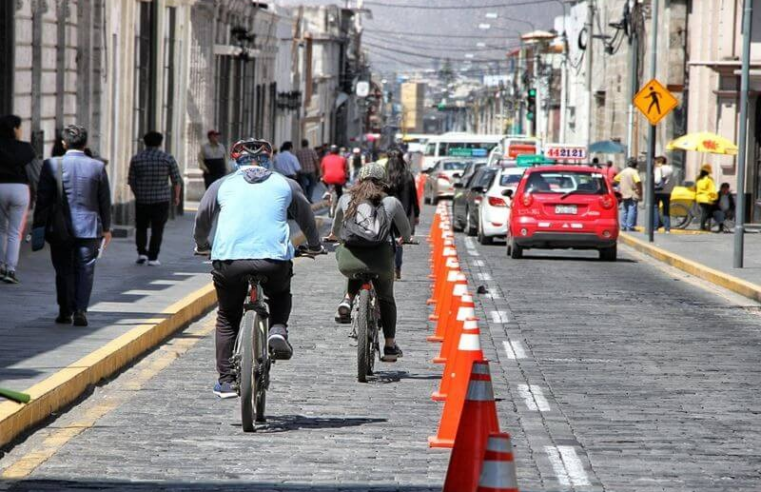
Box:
[524,171,608,195]
[442,142,498,158]
[499,174,523,187]
[441,161,468,171]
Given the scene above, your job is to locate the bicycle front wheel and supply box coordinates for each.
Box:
[253,316,268,423]
[239,311,257,432]
[355,289,373,383]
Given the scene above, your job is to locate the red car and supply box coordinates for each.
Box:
[505,165,619,261]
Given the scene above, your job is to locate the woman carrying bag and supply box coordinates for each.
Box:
[0,115,37,284]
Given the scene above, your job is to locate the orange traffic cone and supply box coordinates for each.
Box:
[432,320,483,401]
[429,347,493,450]
[428,273,467,341]
[429,240,456,286]
[442,363,502,491]
[433,295,476,363]
[476,433,519,492]
[429,256,459,305]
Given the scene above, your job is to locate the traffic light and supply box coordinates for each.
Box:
[526,88,536,121]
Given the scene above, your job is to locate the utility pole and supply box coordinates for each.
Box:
[734,0,753,268]
[644,0,659,243]
[584,0,594,149]
[559,32,568,143]
[626,0,638,158]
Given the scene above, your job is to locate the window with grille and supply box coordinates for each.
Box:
[162,6,177,154]
[0,1,14,115]
[133,1,156,153]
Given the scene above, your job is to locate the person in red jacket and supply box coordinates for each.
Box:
[320,145,349,198]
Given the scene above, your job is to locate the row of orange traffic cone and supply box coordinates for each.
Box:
[426,203,519,492]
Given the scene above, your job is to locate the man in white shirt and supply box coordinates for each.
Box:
[273,141,301,180]
[653,155,675,233]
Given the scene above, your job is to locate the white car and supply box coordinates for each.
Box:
[423,158,469,204]
[477,167,526,244]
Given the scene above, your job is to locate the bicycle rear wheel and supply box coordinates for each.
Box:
[239,311,257,432]
[355,289,373,383]
[670,202,692,230]
[253,317,268,423]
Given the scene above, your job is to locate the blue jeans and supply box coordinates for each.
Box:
[298,172,317,203]
[50,238,99,314]
[654,193,671,232]
[621,198,638,231]
[394,244,403,270]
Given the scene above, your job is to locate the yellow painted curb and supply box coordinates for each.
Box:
[0,283,217,448]
[620,233,761,302]
[0,223,327,448]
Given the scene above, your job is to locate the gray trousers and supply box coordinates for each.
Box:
[0,183,30,271]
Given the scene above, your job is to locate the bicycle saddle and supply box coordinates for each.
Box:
[247,274,269,285]
[351,272,378,281]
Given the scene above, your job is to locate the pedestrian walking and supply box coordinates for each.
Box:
[696,164,724,232]
[350,147,364,182]
[294,139,320,202]
[0,115,37,284]
[605,160,618,184]
[273,141,301,180]
[614,158,642,231]
[198,130,227,189]
[128,131,182,266]
[718,182,736,225]
[33,125,112,327]
[653,155,674,233]
[385,150,419,280]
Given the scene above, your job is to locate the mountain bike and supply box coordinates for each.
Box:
[196,245,325,432]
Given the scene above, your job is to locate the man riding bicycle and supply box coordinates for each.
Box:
[326,163,412,362]
[321,145,349,199]
[194,138,323,398]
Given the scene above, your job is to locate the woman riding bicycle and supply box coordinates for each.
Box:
[326,163,412,362]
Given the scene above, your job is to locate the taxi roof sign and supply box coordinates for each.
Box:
[633,78,679,126]
[516,154,552,167]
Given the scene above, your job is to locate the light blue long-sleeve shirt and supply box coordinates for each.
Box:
[273,151,301,177]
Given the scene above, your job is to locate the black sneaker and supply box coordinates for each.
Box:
[2,270,19,284]
[381,344,403,362]
[135,255,148,265]
[73,311,88,327]
[55,312,72,324]
[268,324,293,360]
[213,381,238,399]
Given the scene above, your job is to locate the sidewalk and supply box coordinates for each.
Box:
[620,230,761,300]
[0,208,324,446]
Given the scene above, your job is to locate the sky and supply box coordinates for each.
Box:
[276,0,564,76]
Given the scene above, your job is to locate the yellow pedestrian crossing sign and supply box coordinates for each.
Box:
[633,78,679,126]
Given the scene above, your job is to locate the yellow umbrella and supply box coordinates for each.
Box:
[666,132,738,156]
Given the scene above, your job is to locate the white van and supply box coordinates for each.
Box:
[422,133,502,172]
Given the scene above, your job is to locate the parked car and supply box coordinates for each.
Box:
[423,158,470,204]
[475,167,526,244]
[452,166,498,235]
[506,165,619,261]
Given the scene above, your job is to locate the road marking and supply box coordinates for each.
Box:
[476,272,493,281]
[545,445,591,488]
[0,318,217,480]
[473,260,485,267]
[490,310,508,323]
[464,237,476,249]
[484,283,502,299]
[502,340,526,359]
[517,384,551,412]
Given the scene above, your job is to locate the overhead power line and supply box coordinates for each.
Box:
[364,41,510,64]
[363,28,519,41]
[363,33,510,52]
[364,0,559,10]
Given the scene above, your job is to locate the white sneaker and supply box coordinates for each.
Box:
[147,260,161,266]
[136,255,148,265]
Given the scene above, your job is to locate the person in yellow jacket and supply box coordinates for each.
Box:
[696,164,724,232]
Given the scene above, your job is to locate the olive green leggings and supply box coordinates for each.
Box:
[336,243,397,339]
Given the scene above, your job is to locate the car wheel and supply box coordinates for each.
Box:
[452,209,464,232]
[477,219,494,245]
[599,245,617,262]
[465,209,477,237]
[508,238,523,259]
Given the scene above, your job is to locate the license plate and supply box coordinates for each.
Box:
[555,205,577,215]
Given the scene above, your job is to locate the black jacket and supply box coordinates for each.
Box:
[0,137,36,185]
[388,171,420,220]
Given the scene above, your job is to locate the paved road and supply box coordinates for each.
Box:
[458,234,761,492]
[0,226,449,491]
[3,203,761,491]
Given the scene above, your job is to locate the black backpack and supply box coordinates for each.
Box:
[340,200,392,248]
